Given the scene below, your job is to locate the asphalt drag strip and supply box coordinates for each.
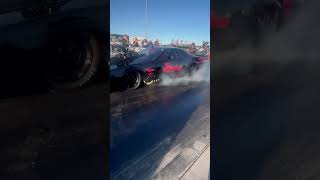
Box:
[110,83,210,180]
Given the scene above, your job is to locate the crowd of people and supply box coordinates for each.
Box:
[131,37,161,48]
[111,34,210,61]
[112,34,209,51]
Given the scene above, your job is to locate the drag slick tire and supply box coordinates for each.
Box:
[126,71,142,90]
[48,31,102,91]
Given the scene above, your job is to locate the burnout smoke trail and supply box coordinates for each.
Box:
[159,65,210,86]
[214,0,320,77]
[208,1,315,66]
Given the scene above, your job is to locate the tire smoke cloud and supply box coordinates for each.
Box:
[214,0,320,75]
[159,64,210,86]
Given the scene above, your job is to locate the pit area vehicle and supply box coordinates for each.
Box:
[194,51,210,67]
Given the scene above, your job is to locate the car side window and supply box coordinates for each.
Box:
[176,50,180,59]
[177,49,190,63]
[164,49,171,58]
[171,50,178,61]
[159,49,171,61]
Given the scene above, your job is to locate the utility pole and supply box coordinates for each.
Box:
[145,0,148,40]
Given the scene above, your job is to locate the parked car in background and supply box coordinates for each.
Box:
[194,51,210,67]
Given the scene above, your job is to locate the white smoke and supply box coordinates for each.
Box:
[214,0,320,76]
[159,64,210,86]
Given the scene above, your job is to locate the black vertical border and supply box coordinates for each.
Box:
[210,0,214,179]
[106,0,111,179]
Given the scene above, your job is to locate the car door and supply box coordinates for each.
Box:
[159,49,172,72]
[177,49,193,66]
[173,49,188,74]
[162,49,183,74]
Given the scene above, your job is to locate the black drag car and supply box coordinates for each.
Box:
[110,47,199,90]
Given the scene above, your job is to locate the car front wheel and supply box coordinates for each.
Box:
[126,71,142,90]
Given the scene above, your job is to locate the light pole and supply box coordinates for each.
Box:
[145,0,148,40]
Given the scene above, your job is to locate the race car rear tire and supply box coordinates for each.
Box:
[49,32,102,91]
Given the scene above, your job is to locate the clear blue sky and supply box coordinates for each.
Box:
[110,0,210,45]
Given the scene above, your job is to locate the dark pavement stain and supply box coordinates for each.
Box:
[110,85,207,174]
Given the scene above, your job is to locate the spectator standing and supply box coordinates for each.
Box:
[154,39,160,47]
[189,42,197,54]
